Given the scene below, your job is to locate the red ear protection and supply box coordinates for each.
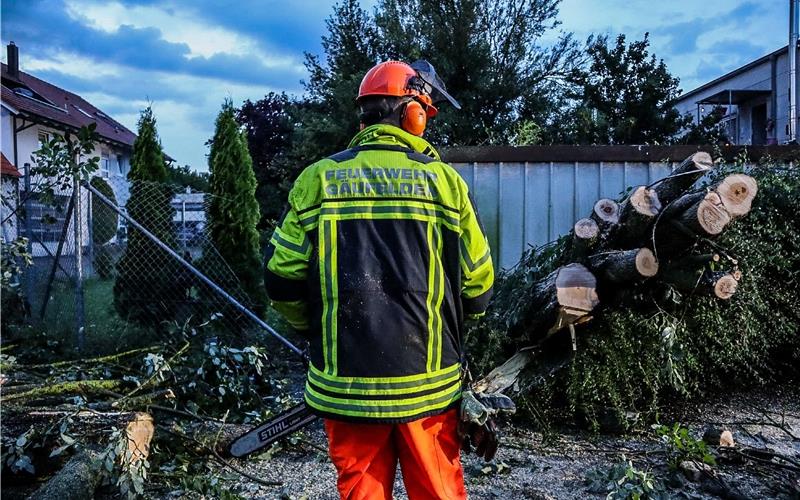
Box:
[401,100,427,136]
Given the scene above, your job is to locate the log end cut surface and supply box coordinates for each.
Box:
[718,174,757,217]
[629,186,662,216]
[697,195,732,235]
[555,263,599,312]
[714,274,738,299]
[574,218,599,239]
[688,151,714,171]
[593,199,620,224]
[635,248,659,277]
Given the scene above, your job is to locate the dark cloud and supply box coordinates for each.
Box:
[1,0,305,89]
[31,68,198,103]
[84,0,330,54]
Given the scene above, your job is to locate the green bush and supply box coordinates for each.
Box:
[469,157,800,428]
[90,176,118,245]
[114,107,186,327]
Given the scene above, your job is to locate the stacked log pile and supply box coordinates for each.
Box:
[479,152,758,393]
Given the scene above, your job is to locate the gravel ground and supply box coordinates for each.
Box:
[214,387,800,499]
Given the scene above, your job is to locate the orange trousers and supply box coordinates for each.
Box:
[324,409,467,500]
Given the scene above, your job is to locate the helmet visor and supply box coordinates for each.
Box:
[410,60,461,110]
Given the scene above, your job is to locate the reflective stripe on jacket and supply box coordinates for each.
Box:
[264,124,494,423]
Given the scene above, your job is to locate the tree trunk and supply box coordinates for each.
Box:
[591,198,620,227]
[715,174,757,218]
[510,263,599,342]
[568,218,599,261]
[609,186,661,249]
[588,248,659,283]
[662,270,739,299]
[653,152,714,205]
[29,451,101,500]
[675,191,731,236]
[14,410,154,500]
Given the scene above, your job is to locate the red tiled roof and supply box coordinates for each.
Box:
[1,63,137,149]
[1,153,21,177]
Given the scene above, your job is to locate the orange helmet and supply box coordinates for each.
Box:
[358,61,438,117]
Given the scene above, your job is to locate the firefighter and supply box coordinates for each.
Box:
[264,60,494,499]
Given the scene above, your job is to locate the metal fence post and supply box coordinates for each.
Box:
[181,199,187,249]
[86,188,94,276]
[73,179,85,352]
[23,162,35,311]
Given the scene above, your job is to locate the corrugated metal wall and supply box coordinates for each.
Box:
[451,161,676,270]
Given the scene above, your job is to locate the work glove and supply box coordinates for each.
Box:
[458,390,516,461]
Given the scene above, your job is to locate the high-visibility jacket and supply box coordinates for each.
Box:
[264,124,494,423]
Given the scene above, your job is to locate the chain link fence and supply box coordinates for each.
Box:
[13,176,284,354]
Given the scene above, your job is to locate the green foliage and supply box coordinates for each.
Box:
[678,106,729,145]
[566,33,689,145]
[1,427,37,475]
[90,176,118,245]
[294,0,580,165]
[89,177,118,243]
[2,125,100,334]
[114,106,186,327]
[654,423,715,470]
[128,106,168,183]
[176,340,275,417]
[1,236,32,334]
[206,100,266,313]
[300,0,380,157]
[96,427,150,499]
[237,93,298,227]
[165,164,209,192]
[470,156,800,428]
[586,457,668,500]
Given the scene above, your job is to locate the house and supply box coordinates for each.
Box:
[674,44,795,146]
[171,187,207,249]
[1,42,136,256]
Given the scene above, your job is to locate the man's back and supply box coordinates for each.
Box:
[265,123,494,423]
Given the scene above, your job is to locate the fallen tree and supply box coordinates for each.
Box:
[468,153,799,429]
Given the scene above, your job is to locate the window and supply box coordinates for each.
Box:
[101,152,110,177]
[38,131,52,148]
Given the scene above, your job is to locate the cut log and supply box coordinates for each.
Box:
[715,174,757,217]
[676,191,731,236]
[610,186,661,248]
[653,152,714,205]
[29,451,101,500]
[509,263,599,342]
[16,410,153,500]
[568,218,599,261]
[591,198,620,227]
[2,409,154,460]
[588,248,659,283]
[663,270,738,299]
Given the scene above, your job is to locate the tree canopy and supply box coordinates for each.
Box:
[566,33,690,145]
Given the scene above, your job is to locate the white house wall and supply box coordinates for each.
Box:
[1,107,14,158]
[675,50,795,145]
[3,122,131,257]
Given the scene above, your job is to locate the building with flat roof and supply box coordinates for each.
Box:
[674,45,790,146]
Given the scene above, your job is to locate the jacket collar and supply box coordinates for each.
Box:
[347,124,441,161]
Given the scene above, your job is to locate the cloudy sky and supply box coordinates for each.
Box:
[1,0,787,170]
